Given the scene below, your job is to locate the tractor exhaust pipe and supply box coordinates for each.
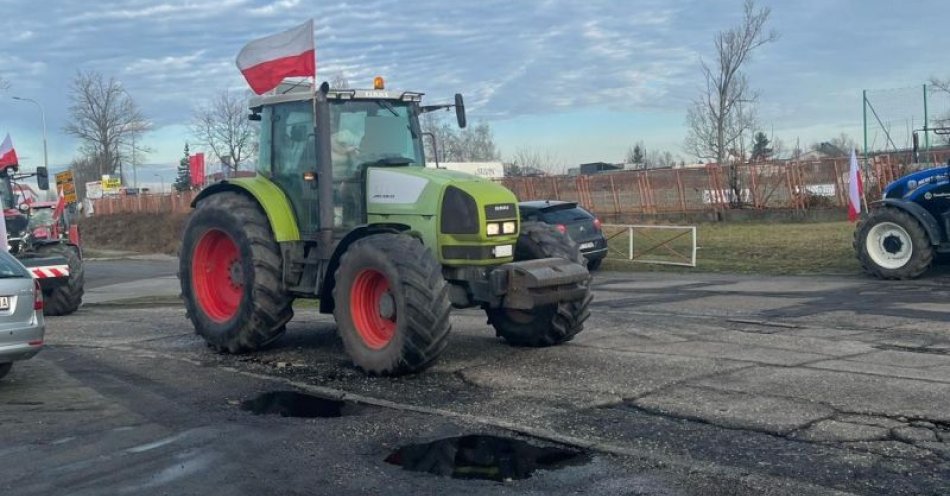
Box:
[315,82,335,261]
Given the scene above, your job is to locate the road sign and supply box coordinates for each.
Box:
[54,170,78,204]
[55,170,74,185]
[101,177,122,193]
[85,181,103,200]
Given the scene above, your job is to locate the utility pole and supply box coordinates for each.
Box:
[923,84,930,154]
[132,133,138,188]
[153,174,164,194]
[11,96,47,171]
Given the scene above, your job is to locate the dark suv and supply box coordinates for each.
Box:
[518,200,607,270]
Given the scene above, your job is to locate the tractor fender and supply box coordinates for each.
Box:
[318,223,415,314]
[192,178,300,242]
[870,199,943,245]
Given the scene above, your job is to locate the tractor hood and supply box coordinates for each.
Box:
[365,166,516,216]
[884,165,950,200]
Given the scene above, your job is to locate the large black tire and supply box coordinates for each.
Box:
[179,192,293,353]
[854,207,934,280]
[333,233,451,375]
[36,244,84,316]
[586,256,603,271]
[0,363,11,380]
[487,221,592,347]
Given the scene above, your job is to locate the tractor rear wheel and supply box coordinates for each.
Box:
[36,244,84,316]
[487,222,592,347]
[179,192,293,353]
[333,233,451,375]
[854,207,934,280]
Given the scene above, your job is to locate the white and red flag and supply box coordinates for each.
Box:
[0,133,18,168]
[848,148,864,222]
[236,20,315,95]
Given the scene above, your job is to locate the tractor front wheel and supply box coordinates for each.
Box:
[36,244,84,316]
[333,233,451,375]
[179,192,293,353]
[487,222,592,347]
[854,207,934,280]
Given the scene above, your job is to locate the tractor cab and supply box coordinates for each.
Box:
[0,164,49,246]
[251,79,451,236]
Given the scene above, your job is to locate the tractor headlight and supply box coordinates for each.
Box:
[486,222,501,236]
[502,221,516,234]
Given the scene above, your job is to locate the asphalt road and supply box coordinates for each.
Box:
[84,255,178,289]
[2,264,950,495]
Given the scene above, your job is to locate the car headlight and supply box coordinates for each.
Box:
[486,222,501,236]
[502,221,516,234]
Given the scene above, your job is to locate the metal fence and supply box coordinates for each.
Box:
[92,191,197,215]
[502,151,950,219]
[89,151,950,219]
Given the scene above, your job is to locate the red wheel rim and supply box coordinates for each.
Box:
[350,268,396,349]
[191,229,243,323]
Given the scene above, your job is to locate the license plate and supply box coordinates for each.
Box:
[493,245,513,258]
[579,242,595,250]
[0,297,9,310]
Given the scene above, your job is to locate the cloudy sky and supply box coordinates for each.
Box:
[0,0,948,185]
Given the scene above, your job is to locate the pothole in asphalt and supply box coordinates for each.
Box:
[240,391,357,418]
[384,434,589,482]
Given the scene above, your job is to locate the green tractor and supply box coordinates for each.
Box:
[179,80,592,375]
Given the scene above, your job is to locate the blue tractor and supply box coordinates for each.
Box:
[854,135,950,279]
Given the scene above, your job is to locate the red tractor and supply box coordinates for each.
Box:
[0,165,84,315]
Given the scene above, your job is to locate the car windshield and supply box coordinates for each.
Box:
[0,250,28,278]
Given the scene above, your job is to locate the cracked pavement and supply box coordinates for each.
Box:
[2,261,950,494]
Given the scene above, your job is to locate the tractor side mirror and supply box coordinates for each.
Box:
[36,166,49,191]
[454,93,466,129]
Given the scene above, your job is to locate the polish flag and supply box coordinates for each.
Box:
[0,133,18,168]
[236,20,315,95]
[848,148,863,222]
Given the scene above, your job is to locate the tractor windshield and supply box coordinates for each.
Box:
[329,99,425,178]
[27,207,53,229]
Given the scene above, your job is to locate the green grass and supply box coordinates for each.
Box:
[601,221,860,276]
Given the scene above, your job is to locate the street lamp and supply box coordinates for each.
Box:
[11,96,47,172]
[153,174,164,194]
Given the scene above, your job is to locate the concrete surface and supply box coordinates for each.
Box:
[1,265,949,495]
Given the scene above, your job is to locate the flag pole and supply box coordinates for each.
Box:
[309,19,318,136]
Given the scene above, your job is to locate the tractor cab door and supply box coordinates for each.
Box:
[326,99,424,232]
[266,100,322,238]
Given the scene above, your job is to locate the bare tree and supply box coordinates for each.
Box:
[811,133,857,156]
[685,0,776,206]
[64,71,151,179]
[928,77,950,143]
[190,89,257,173]
[930,77,950,94]
[421,113,500,163]
[507,147,562,176]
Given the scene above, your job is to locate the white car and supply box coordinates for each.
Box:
[0,249,46,380]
